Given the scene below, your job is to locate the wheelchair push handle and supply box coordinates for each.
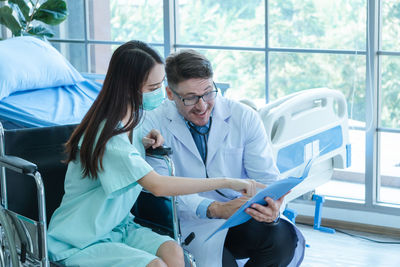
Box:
[146,146,173,157]
[184,232,195,246]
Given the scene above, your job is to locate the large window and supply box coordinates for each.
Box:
[46,0,400,214]
[378,0,400,205]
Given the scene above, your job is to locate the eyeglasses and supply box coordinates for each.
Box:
[170,82,218,106]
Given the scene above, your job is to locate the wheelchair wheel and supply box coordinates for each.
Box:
[0,207,19,267]
[184,250,196,267]
[0,244,6,267]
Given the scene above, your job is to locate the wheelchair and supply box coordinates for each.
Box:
[0,123,195,267]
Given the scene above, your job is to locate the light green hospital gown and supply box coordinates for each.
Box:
[47,123,173,266]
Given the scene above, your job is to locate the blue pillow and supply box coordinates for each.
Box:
[0,36,84,100]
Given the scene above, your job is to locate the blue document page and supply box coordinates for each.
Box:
[206,159,313,241]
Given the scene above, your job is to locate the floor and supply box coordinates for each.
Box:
[297,224,400,267]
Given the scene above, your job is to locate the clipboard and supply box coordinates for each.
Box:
[206,158,313,241]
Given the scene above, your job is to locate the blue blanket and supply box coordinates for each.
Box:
[0,80,101,129]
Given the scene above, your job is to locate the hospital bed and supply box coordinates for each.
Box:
[258,88,351,204]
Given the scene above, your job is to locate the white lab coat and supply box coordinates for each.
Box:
[142,95,305,267]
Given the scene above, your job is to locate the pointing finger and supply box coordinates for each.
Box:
[255,181,266,189]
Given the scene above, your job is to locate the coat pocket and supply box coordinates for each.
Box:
[208,147,244,178]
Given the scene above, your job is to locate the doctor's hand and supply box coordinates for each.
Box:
[142,129,164,149]
[207,197,249,219]
[244,193,287,223]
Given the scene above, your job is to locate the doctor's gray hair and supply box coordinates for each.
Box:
[165,49,213,89]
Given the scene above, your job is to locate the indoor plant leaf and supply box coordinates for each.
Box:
[32,0,68,25]
[0,6,22,36]
[27,21,54,37]
[8,0,30,22]
[8,3,27,27]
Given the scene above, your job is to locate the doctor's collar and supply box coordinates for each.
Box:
[185,116,212,135]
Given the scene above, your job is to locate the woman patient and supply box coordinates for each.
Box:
[47,40,262,267]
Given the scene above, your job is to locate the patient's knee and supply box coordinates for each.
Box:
[147,258,167,267]
[157,241,184,267]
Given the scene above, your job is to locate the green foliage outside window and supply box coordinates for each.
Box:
[108,0,399,129]
[110,0,163,44]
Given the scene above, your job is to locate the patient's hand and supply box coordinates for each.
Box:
[143,129,164,149]
[207,197,249,219]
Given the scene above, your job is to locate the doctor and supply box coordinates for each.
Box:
[142,50,305,267]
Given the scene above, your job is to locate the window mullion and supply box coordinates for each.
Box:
[365,0,379,207]
[163,0,176,57]
[265,0,269,104]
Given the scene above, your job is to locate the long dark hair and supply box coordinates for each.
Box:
[65,40,163,179]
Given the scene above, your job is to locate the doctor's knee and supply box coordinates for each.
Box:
[271,220,298,264]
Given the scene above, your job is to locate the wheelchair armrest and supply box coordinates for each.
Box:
[0,155,37,175]
[146,146,172,157]
[132,190,174,238]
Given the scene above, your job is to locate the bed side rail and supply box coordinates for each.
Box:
[259,88,350,176]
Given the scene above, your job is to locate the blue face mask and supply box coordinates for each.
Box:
[142,85,165,110]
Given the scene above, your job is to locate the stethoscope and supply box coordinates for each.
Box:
[186,117,234,200]
[186,116,212,163]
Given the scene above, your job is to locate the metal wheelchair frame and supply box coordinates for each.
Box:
[0,123,53,267]
[134,147,196,267]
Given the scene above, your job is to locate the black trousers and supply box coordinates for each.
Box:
[223,218,298,267]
